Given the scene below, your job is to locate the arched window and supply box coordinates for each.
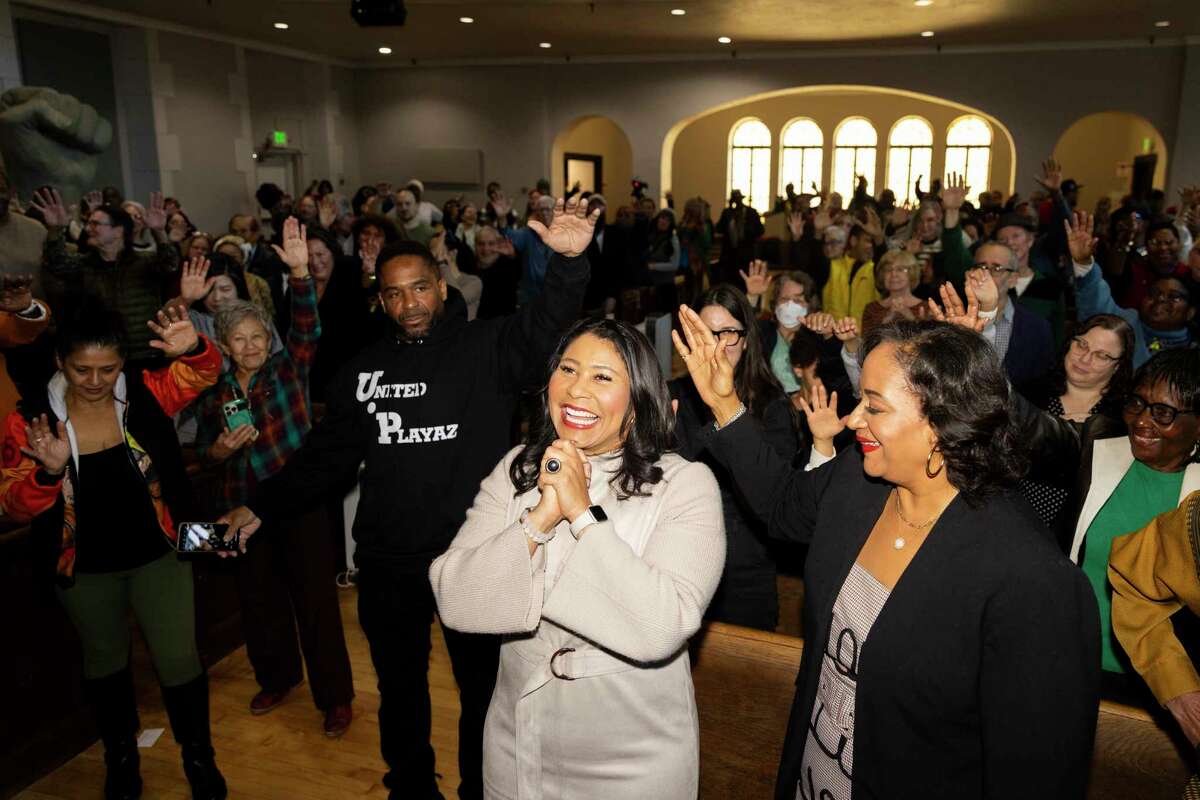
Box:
[728,118,772,213]
[944,115,993,194]
[886,116,933,206]
[779,118,824,195]
[831,117,877,199]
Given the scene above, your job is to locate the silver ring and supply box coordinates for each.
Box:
[545,458,561,474]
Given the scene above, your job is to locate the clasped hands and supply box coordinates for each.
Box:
[526,439,593,538]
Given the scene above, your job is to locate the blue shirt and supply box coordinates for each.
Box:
[505,226,553,305]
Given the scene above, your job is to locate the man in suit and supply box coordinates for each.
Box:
[971,241,1055,385]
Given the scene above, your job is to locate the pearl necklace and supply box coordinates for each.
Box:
[892,490,941,550]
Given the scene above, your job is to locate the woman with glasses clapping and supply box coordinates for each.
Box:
[669,284,797,631]
[1016,314,1136,545]
[1017,346,1200,701]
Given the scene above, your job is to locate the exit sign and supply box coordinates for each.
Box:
[273,130,288,146]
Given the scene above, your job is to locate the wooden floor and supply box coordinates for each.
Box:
[17,584,465,800]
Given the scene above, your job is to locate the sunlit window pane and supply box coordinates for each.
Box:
[782,118,823,147]
[834,117,877,147]
[833,146,875,199]
[889,116,933,146]
[944,115,992,192]
[732,119,771,147]
[946,116,992,146]
[779,118,824,194]
[885,119,934,205]
[728,118,772,213]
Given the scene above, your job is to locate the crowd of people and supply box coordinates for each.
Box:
[0,155,1197,800]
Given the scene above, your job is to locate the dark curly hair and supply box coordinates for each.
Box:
[510,318,674,500]
[1132,348,1200,418]
[861,319,1028,505]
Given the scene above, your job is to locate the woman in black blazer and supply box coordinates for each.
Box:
[673,304,1100,800]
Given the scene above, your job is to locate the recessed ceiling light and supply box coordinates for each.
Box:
[539,42,552,48]
[920,30,935,37]
[459,16,474,23]
[378,46,392,54]
[1155,20,1171,27]
[914,0,933,6]
[670,8,686,15]
[273,22,289,30]
[717,36,732,44]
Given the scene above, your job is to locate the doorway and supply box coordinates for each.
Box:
[564,153,603,196]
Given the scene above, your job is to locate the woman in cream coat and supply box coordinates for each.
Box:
[430,317,725,800]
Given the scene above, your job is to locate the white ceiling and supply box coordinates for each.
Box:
[23,0,1200,65]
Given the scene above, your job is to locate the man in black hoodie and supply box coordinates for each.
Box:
[222,197,599,800]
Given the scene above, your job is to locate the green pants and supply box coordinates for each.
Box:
[56,551,202,686]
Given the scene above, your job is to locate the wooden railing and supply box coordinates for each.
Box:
[690,621,1193,800]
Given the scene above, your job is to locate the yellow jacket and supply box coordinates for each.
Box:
[821,256,879,327]
[1109,491,1200,706]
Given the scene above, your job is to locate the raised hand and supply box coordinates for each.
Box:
[862,206,884,242]
[270,216,310,276]
[83,189,102,212]
[527,196,601,257]
[210,424,257,462]
[831,316,859,343]
[738,259,774,297]
[0,274,34,313]
[178,256,215,304]
[20,413,71,475]
[319,194,338,228]
[147,305,199,358]
[1035,158,1063,193]
[927,281,987,333]
[496,237,516,258]
[796,382,846,455]
[29,187,70,229]
[941,172,969,212]
[491,191,513,220]
[144,191,166,231]
[802,312,836,337]
[1064,210,1097,265]
[964,267,999,312]
[672,304,740,424]
[360,235,381,277]
[813,205,833,234]
[786,210,806,240]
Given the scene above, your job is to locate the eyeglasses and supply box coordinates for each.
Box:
[710,327,745,345]
[1146,288,1190,305]
[1069,336,1120,364]
[974,263,1018,275]
[85,219,113,229]
[1123,393,1197,426]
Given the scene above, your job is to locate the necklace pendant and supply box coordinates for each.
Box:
[893,536,906,550]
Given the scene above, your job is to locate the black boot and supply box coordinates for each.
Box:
[161,673,227,800]
[83,667,143,800]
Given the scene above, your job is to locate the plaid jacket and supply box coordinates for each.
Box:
[194,277,321,511]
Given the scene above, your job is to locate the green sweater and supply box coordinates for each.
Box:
[43,234,179,361]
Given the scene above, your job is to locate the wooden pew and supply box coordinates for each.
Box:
[690,621,1192,800]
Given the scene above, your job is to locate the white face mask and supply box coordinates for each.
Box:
[775,300,807,328]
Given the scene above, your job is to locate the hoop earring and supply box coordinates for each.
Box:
[925,446,945,479]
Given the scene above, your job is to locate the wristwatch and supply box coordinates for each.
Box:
[569,505,608,539]
[520,507,555,545]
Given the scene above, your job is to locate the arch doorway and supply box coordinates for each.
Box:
[551,116,633,221]
[1053,113,1168,213]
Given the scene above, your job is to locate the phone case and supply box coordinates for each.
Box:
[222,398,254,430]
